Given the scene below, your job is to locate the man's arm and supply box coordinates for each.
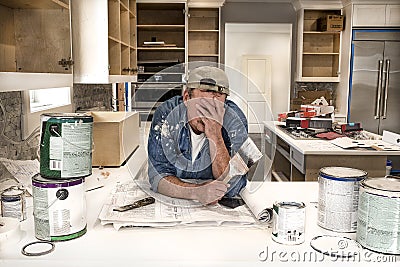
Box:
[157,176,228,205]
[196,97,230,180]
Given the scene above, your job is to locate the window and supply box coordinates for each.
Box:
[29,87,71,113]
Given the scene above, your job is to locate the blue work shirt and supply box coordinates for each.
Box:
[147,95,248,197]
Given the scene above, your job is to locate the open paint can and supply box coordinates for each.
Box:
[272,201,306,245]
[356,177,400,255]
[317,166,367,232]
[32,174,87,241]
[1,186,26,221]
[40,113,93,179]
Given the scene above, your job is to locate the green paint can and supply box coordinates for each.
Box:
[40,113,93,179]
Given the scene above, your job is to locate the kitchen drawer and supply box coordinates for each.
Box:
[290,147,305,174]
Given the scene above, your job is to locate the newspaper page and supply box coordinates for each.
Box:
[98,180,256,230]
[0,158,39,195]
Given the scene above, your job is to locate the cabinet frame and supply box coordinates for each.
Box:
[296,8,343,82]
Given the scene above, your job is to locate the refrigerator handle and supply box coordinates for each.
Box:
[381,59,390,119]
[374,60,384,119]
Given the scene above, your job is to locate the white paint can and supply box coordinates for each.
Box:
[272,201,306,245]
[356,177,400,255]
[32,174,86,241]
[1,186,26,221]
[317,166,367,232]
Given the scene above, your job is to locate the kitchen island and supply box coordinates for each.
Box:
[263,121,400,181]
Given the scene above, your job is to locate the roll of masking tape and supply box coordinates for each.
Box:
[0,217,22,247]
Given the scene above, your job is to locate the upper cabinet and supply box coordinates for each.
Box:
[353,4,400,27]
[70,0,137,84]
[188,7,220,63]
[136,3,186,66]
[295,8,342,82]
[0,0,73,92]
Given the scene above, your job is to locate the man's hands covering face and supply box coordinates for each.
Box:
[196,97,225,139]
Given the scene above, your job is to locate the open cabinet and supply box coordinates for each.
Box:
[0,0,72,91]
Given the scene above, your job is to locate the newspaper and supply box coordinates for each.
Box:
[98,180,257,230]
[0,158,39,195]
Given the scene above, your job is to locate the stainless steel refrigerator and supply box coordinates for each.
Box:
[348,29,400,135]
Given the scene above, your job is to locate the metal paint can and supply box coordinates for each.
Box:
[32,174,87,241]
[40,113,93,179]
[356,177,400,255]
[317,167,367,232]
[272,201,306,245]
[1,186,26,221]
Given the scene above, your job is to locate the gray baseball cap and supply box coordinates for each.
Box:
[186,66,230,95]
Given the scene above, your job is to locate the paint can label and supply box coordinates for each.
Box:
[32,175,86,241]
[272,201,305,245]
[40,113,93,178]
[1,186,26,221]
[317,167,366,232]
[356,178,400,255]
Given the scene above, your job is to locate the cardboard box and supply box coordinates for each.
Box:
[91,111,140,167]
[317,15,344,32]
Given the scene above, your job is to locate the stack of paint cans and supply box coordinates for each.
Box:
[317,166,367,233]
[356,177,400,255]
[33,113,93,241]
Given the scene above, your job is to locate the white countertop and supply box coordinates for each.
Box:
[264,121,400,156]
[1,126,399,267]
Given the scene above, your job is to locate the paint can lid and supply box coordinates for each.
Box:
[310,235,362,258]
[361,177,400,193]
[319,167,367,181]
[1,186,25,197]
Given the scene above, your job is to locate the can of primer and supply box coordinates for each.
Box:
[317,166,367,232]
[39,113,93,179]
[356,177,400,255]
[1,186,26,221]
[272,201,306,245]
[32,174,86,241]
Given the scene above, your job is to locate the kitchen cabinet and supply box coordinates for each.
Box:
[136,3,186,65]
[70,0,137,84]
[188,7,220,63]
[0,0,72,92]
[134,2,186,121]
[353,4,400,27]
[295,8,342,82]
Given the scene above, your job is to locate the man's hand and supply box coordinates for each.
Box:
[193,180,229,205]
[196,97,225,139]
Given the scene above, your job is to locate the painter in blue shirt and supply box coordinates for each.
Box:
[147,66,248,205]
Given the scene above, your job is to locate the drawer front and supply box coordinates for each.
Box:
[290,147,305,174]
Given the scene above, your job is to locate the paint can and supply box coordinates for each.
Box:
[317,167,367,232]
[32,174,86,241]
[40,113,93,179]
[1,186,26,221]
[356,177,400,255]
[272,201,306,245]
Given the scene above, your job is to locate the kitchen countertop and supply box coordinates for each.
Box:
[1,126,399,266]
[264,121,400,156]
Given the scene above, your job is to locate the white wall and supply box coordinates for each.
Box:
[225,23,292,121]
